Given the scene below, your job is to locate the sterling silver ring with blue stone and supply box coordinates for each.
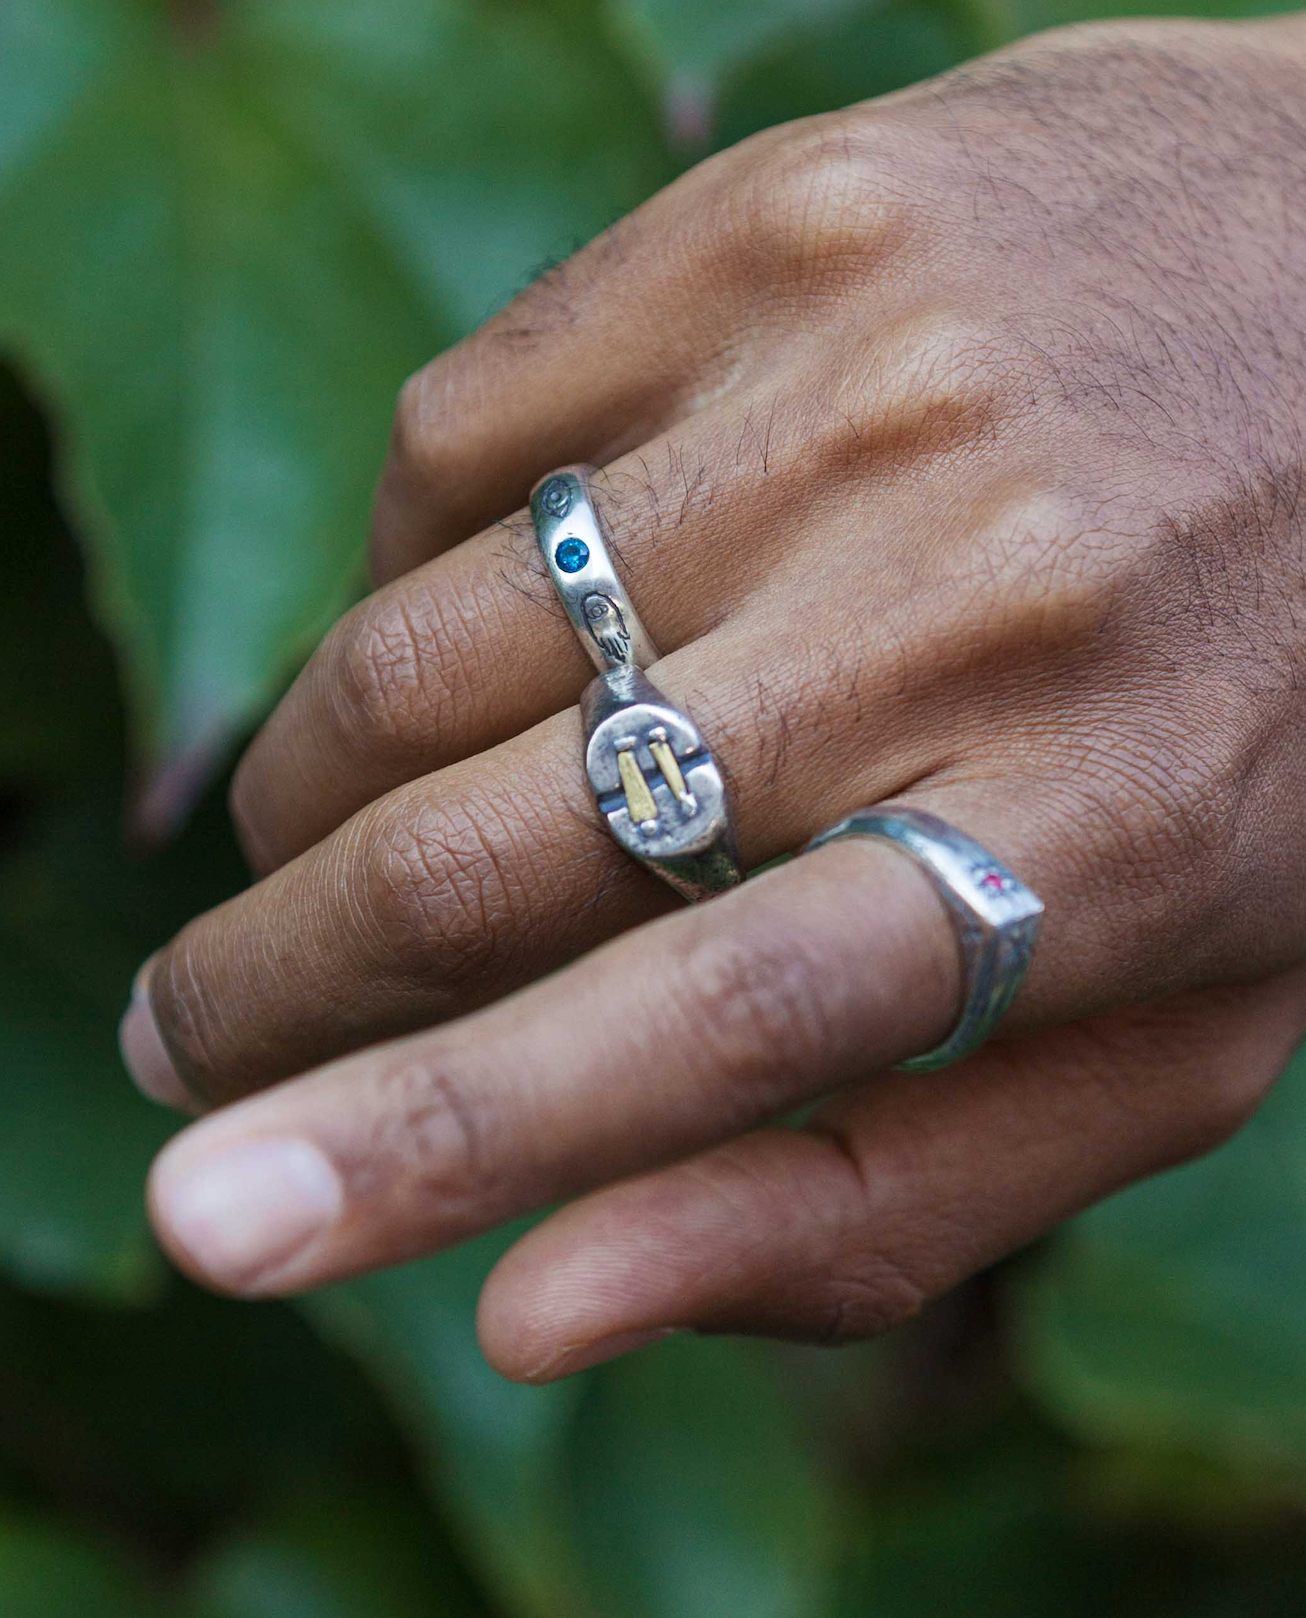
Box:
[531,466,743,903]
[530,466,659,672]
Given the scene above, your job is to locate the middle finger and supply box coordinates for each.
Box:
[232,303,982,877]
[233,410,801,875]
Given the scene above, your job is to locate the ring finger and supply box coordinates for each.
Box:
[234,408,801,875]
[232,289,980,878]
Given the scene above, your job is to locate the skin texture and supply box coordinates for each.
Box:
[122,15,1306,1380]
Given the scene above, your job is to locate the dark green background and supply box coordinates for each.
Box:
[2,1,1305,1611]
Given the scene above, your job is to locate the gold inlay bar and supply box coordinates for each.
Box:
[617,747,658,824]
[649,739,689,803]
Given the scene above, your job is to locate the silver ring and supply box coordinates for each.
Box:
[582,665,743,904]
[530,466,659,672]
[804,806,1043,1071]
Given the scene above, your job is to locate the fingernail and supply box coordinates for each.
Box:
[535,1326,678,1381]
[155,1137,344,1294]
[119,962,189,1109]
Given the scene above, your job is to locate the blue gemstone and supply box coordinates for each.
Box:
[555,538,589,573]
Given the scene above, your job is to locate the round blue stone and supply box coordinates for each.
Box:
[555,538,589,573]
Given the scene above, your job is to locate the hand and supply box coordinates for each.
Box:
[123,15,1306,1380]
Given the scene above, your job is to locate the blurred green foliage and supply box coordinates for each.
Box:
[2,0,1306,1611]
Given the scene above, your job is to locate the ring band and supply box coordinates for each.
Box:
[804,806,1043,1071]
[530,466,659,672]
[582,665,743,903]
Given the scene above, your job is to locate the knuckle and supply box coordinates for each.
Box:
[888,311,1025,404]
[330,599,427,754]
[362,1051,506,1224]
[326,586,476,763]
[1193,1000,1299,1151]
[390,364,444,484]
[852,480,1139,707]
[811,1257,929,1344]
[1027,703,1261,998]
[1147,1017,1280,1162]
[831,311,1029,474]
[1085,1010,1263,1164]
[677,1140,932,1343]
[805,1127,945,1343]
[360,791,527,987]
[674,924,839,1116]
[147,935,233,1107]
[1111,716,1244,913]
[1186,1072,1265,1157]
[1051,722,1229,935]
[1148,466,1306,674]
[944,482,1148,651]
[390,351,492,496]
[722,116,912,296]
[227,754,279,877]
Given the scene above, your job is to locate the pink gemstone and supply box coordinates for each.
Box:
[979,871,1006,893]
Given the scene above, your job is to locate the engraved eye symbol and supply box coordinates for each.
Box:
[539,478,572,519]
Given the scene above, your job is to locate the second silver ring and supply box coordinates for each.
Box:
[532,463,742,902]
[530,465,659,672]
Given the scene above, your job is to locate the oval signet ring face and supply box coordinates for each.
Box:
[582,666,742,903]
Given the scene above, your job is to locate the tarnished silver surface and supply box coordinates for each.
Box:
[582,666,742,903]
[804,806,1043,1071]
[532,468,735,901]
[530,466,659,672]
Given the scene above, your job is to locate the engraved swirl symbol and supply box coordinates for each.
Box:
[583,592,632,663]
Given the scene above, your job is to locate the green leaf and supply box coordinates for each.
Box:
[608,0,874,82]
[312,1243,839,1618]
[714,0,1001,150]
[829,1448,1113,1618]
[184,1482,489,1618]
[0,772,248,1299]
[0,0,670,788]
[0,1508,158,1618]
[0,369,122,788]
[0,1277,412,1535]
[308,1228,590,1618]
[1009,0,1298,32]
[0,935,169,1300]
[824,1436,1306,1618]
[1013,1044,1306,1483]
[567,1334,834,1618]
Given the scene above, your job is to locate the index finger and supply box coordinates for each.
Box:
[367,123,796,585]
